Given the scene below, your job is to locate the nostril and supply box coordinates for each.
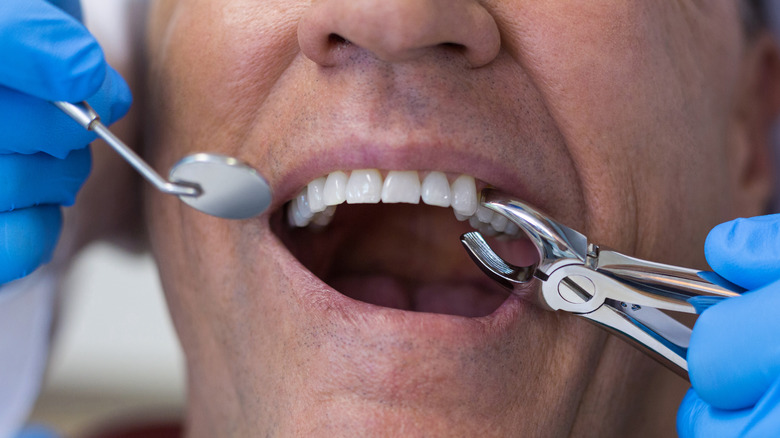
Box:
[328,33,351,47]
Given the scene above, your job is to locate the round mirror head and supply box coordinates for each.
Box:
[169,154,272,220]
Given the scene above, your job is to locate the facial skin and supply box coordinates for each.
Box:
[140,1,780,436]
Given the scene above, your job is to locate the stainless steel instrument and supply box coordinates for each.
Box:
[460,188,743,380]
[53,101,272,219]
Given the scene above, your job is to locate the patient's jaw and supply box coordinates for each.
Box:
[142,1,776,436]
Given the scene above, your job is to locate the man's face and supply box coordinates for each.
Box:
[143,1,765,435]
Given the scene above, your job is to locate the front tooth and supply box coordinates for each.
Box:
[324,171,348,205]
[421,171,451,207]
[297,189,314,220]
[307,177,327,213]
[451,175,477,216]
[381,171,421,204]
[346,169,382,203]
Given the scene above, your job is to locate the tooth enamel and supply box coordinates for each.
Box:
[321,205,336,217]
[297,189,314,220]
[479,223,498,237]
[287,202,297,227]
[469,215,482,230]
[451,175,477,217]
[454,212,470,222]
[490,213,508,232]
[324,171,348,205]
[476,205,493,224]
[346,169,383,204]
[381,171,421,204]
[312,210,335,226]
[421,171,451,207]
[307,177,327,213]
[504,221,520,237]
[288,201,310,227]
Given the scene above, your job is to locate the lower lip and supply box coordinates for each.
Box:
[266,228,539,343]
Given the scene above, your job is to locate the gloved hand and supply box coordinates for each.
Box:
[677,214,780,437]
[0,0,132,284]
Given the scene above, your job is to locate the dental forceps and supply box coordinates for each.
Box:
[460,189,743,380]
[53,101,272,219]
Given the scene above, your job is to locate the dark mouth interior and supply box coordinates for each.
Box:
[272,202,537,317]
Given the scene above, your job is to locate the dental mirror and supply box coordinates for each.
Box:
[53,101,272,220]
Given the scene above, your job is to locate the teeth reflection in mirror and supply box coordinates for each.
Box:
[421,171,451,207]
[451,175,477,216]
[381,171,421,204]
[504,221,520,237]
[324,171,348,206]
[307,177,327,213]
[346,169,383,204]
[297,189,313,220]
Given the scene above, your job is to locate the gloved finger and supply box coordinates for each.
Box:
[0,0,105,101]
[688,279,780,410]
[0,66,131,158]
[705,215,780,290]
[677,389,752,438]
[678,378,780,438]
[0,148,91,211]
[0,206,61,285]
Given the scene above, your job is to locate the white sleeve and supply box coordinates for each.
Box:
[0,271,57,438]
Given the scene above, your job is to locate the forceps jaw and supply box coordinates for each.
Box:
[478,188,588,274]
[461,189,744,380]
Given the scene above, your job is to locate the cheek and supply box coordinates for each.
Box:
[491,1,742,260]
[146,0,304,168]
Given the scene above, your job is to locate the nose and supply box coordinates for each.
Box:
[298,0,501,68]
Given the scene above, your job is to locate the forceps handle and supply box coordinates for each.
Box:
[52,101,201,198]
[591,247,744,314]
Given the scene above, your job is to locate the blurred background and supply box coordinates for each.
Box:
[29,245,184,436]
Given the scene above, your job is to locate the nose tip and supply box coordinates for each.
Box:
[298,0,501,67]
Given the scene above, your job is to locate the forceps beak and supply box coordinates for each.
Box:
[460,231,534,290]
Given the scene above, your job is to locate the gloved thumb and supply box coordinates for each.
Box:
[704,215,780,290]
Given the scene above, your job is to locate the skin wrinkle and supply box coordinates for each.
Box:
[136,0,780,436]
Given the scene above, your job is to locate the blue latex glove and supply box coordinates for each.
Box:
[0,0,132,284]
[677,214,780,437]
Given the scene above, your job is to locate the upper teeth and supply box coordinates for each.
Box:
[287,169,520,238]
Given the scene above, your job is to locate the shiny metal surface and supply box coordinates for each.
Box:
[54,101,200,197]
[463,189,743,380]
[479,189,588,275]
[54,101,272,219]
[170,154,272,220]
[460,231,533,288]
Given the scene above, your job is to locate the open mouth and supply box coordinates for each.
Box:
[271,169,539,318]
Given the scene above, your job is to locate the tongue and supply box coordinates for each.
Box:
[330,274,509,317]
